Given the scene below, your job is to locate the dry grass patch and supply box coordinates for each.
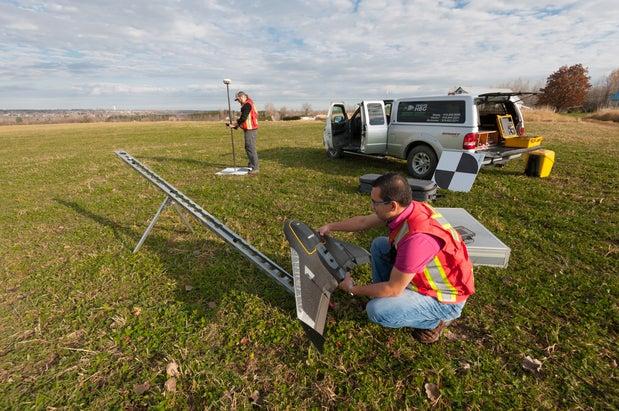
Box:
[586,109,619,123]
[522,106,578,122]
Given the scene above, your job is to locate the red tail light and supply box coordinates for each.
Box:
[463,133,478,150]
[518,126,525,136]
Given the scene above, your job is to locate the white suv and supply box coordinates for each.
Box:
[324,92,537,179]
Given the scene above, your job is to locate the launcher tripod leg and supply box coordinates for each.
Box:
[171,201,195,233]
[133,196,196,253]
[133,196,172,253]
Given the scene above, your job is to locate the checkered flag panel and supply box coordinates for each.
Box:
[432,150,484,192]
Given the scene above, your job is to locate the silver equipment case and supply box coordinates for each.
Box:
[436,207,511,268]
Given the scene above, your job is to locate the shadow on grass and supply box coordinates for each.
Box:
[140,155,230,170]
[54,198,138,250]
[54,198,295,319]
[480,167,526,177]
[259,146,408,177]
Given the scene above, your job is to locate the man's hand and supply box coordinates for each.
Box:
[317,224,331,237]
[338,273,354,295]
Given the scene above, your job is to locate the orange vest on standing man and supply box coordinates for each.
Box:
[389,202,475,304]
[240,98,259,130]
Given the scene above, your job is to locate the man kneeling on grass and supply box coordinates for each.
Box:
[318,173,474,343]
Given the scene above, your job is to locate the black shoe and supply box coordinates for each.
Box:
[412,320,453,344]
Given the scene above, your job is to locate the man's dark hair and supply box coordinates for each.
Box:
[372,173,412,206]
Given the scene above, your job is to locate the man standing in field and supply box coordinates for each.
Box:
[227,91,259,174]
[318,173,474,343]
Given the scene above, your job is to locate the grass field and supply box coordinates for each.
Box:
[1,120,617,409]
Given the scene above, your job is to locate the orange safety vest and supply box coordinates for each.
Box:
[240,98,259,130]
[389,202,475,303]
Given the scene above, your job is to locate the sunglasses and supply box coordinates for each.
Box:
[371,197,392,206]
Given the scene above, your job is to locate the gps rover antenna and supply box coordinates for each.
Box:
[223,78,237,168]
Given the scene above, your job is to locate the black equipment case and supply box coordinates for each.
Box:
[359,174,438,202]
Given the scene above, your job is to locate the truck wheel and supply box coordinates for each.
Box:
[406,145,437,179]
[326,146,343,159]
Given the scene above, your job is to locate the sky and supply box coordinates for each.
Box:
[1,0,618,110]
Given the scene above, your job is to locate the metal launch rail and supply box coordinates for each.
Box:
[115,150,294,294]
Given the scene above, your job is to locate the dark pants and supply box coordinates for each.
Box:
[243,129,259,170]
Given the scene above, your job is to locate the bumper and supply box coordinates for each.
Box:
[477,146,542,165]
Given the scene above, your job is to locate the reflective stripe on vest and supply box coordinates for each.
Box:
[422,256,458,302]
[391,203,473,303]
[391,206,463,251]
[241,98,259,130]
[393,227,459,303]
[392,221,410,245]
[430,209,461,244]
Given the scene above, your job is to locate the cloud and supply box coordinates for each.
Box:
[7,20,38,30]
[0,0,617,109]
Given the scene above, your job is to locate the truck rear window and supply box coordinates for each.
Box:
[397,101,465,124]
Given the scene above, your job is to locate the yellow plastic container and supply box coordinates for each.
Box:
[504,135,544,148]
[525,149,555,178]
[497,114,518,138]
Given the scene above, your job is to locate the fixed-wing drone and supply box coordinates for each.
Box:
[283,220,370,351]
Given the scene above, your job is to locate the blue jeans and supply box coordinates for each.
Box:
[365,237,465,330]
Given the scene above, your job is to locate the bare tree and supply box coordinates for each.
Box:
[586,68,619,111]
[301,103,312,116]
[604,68,619,102]
[345,104,359,115]
[263,103,277,120]
[279,106,288,119]
[586,82,608,111]
[496,78,544,106]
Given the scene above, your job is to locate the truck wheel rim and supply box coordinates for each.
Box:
[413,153,431,174]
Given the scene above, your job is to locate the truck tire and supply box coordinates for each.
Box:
[406,145,437,179]
[326,146,343,159]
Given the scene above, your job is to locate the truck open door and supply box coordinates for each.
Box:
[323,103,348,158]
[360,101,388,154]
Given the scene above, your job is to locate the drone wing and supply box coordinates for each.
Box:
[283,220,370,351]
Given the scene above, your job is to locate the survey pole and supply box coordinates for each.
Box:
[223,79,237,167]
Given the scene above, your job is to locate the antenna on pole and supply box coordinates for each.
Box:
[216,79,249,175]
[223,78,237,168]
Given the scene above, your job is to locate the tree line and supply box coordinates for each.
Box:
[499,65,619,112]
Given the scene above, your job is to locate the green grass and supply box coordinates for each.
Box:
[1,120,617,409]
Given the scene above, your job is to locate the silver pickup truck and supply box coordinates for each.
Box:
[323,92,540,179]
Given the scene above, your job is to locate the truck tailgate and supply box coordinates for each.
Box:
[477,145,541,165]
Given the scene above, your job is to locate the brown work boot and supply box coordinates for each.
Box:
[412,320,453,344]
